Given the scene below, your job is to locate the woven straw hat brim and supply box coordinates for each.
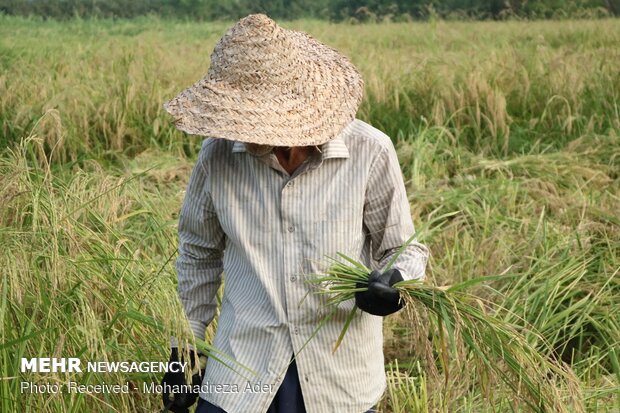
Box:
[164,17,363,147]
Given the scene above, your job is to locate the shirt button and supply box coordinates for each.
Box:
[288,226,295,232]
[294,327,299,335]
[290,276,296,282]
[286,181,294,187]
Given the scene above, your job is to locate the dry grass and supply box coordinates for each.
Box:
[1,16,619,412]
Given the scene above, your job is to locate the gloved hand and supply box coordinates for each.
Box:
[355,269,405,316]
[161,347,206,413]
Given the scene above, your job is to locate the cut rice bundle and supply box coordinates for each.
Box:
[309,253,584,413]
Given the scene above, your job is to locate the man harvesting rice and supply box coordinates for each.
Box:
[161,14,429,413]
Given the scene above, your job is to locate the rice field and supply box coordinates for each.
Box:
[1,15,619,412]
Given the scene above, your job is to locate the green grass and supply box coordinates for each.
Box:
[311,252,588,412]
[1,16,619,412]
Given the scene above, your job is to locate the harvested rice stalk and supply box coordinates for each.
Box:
[309,253,584,413]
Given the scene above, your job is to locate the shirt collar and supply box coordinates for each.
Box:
[232,141,247,153]
[319,135,350,160]
[230,135,349,160]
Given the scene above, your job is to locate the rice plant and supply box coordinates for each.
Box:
[310,253,584,412]
[1,15,618,412]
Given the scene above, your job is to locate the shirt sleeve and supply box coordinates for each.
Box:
[363,140,429,281]
[175,141,226,343]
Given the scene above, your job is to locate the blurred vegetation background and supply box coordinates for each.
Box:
[1,15,619,411]
[1,0,619,21]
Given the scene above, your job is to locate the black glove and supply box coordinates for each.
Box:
[355,269,404,316]
[161,347,206,413]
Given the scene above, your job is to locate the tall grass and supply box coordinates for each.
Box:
[311,255,585,412]
[1,17,619,159]
[0,138,212,412]
[1,16,619,412]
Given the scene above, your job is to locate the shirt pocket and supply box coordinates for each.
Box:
[308,203,364,316]
[308,199,364,267]
[213,190,274,253]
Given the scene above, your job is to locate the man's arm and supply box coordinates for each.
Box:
[163,142,223,413]
[363,139,429,281]
[175,141,225,343]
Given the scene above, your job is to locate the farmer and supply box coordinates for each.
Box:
[160,14,429,413]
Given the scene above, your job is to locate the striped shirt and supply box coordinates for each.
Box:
[176,119,429,413]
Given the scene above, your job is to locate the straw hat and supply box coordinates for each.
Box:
[164,14,364,147]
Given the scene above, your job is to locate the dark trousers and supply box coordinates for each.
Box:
[195,360,376,413]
